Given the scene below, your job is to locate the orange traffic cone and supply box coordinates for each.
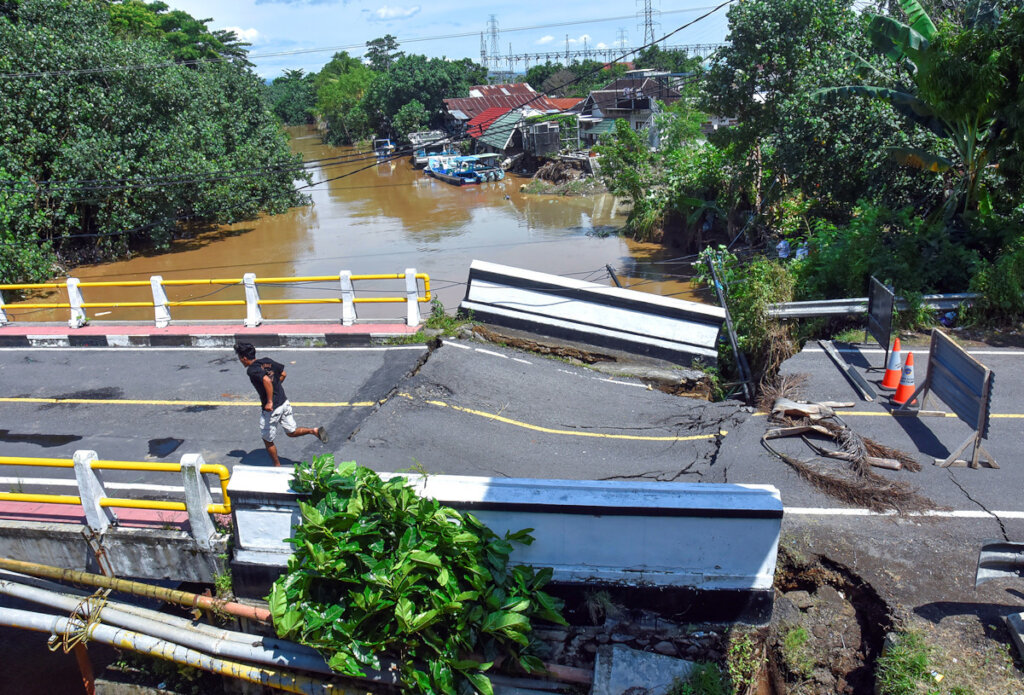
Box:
[892,352,917,406]
[880,337,903,390]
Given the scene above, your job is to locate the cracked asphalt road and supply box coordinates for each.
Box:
[3,336,1024,664]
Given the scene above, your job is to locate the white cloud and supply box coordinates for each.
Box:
[565,33,592,46]
[596,42,608,49]
[535,35,554,45]
[222,26,261,43]
[368,5,421,20]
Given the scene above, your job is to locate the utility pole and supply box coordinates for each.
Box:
[480,32,487,74]
[565,34,570,63]
[617,28,629,48]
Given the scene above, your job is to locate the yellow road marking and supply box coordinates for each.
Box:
[0,397,376,407]
[397,393,725,441]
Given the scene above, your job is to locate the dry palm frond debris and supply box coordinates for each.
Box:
[762,396,935,514]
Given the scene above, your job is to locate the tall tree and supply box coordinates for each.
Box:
[814,0,1011,217]
[314,51,376,144]
[364,34,402,72]
[0,0,306,281]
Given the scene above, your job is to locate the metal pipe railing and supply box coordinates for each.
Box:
[0,270,431,328]
[0,455,230,515]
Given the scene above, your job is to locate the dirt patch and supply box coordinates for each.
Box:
[769,547,891,694]
[470,325,618,364]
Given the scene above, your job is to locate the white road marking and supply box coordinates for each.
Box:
[443,341,471,350]
[802,347,1024,357]
[475,348,508,359]
[786,507,1024,519]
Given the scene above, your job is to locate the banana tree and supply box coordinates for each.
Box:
[813,0,1003,215]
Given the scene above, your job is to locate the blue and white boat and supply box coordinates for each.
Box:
[373,138,396,161]
[408,131,457,168]
[425,154,505,186]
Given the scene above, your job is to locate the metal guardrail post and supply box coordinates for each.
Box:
[67,277,87,329]
[0,290,7,325]
[339,271,356,326]
[150,276,172,328]
[242,273,263,328]
[180,454,217,549]
[405,268,420,326]
[73,450,116,532]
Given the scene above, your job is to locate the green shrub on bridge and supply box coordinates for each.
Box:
[268,455,566,694]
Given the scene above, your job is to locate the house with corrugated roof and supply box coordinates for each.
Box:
[443,83,562,134]
[576,70,681,147]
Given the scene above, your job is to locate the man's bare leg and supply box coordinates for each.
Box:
[263,439,282,467]
[286,426,328,443]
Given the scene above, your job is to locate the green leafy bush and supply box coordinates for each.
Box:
[969,240,1024,325]
[794,202,978,300]
[695,247,797,380]
[268,456,566,695]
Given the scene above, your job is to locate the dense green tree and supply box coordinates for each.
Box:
[360,54,483,136]
[814,0,1011,220]
[314,51,376,145]
[635,46,703,74]
[107,1,251,64]
[0,0,307,281]
[364,34,403,72]
[524,62,560,92]
[702,0,940,225]
[268,69,317,125]
[392,100,429,141]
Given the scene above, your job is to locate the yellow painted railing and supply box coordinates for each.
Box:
[0,273,431,307]
[0,271,431,328]
[0,455,230,515]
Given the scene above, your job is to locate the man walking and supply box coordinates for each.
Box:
[233,342,328,467]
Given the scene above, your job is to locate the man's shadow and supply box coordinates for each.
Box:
[227,449,299,467]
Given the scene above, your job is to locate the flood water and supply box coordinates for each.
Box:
[7,126,703,324]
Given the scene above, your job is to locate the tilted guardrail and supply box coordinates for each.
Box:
[766,292,977,319]
[0,269,431,328]
[0,451,229,549]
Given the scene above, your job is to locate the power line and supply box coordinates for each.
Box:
[0,6,726,79]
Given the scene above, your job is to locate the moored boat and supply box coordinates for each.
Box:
[408,131,456,168]
[373,138,396,161]
[425,154,505,186]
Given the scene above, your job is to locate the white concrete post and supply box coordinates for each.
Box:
[73,450,116,533]
[67,277,87,329]
[242,273,263,327]
[0,290,8,325]
[404,268,420,326]
[180,454,217,550]
[150,275,172,328]
[339,270,356,326]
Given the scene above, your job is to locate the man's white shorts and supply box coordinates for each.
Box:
[259,401,296,442]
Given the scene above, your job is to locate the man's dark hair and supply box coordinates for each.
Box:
[233,342,256,360]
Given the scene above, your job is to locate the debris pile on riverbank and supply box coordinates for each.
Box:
[520,159,606,196]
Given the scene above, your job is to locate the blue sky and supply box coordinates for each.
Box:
[168,1,733,79]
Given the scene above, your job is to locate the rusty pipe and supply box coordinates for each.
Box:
[0,557,270,623]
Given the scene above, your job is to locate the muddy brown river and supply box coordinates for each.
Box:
[8,126,703,324]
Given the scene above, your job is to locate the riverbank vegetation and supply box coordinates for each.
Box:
[0,0,308,284]
[598,0,1024,387]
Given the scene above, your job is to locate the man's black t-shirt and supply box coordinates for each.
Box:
[246,358,287,410]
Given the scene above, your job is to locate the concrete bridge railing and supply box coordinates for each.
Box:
[228,465,782,622]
